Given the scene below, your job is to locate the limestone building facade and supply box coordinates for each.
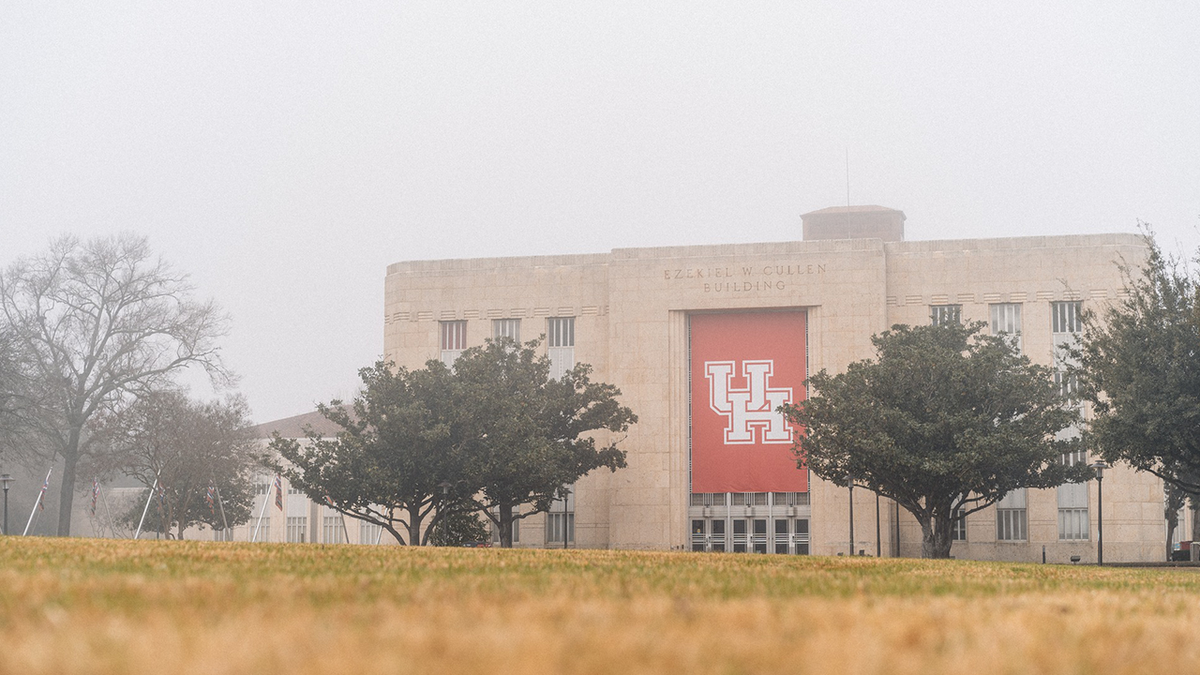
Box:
[382,206,1183,562]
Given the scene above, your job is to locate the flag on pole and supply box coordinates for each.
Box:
[91,478,100,516]
[155,483,166,515]
[205,486,216,515]
[274,474,283,511]
[36,474,49,511]
[323,494,336,509]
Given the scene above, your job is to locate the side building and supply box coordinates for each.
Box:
[381,205,1185,563]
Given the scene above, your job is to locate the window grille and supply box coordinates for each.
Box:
[493,318,520,342]
[930,304,962,326]
[359,521,383,546]
[547,317,575,347]
[990,303,1023,353]
[547,317,575,379]
[1054,370,1079,401]
[253,516,270,541]
[1051,301,1082,334]
[545,513,575,544]
[951,508,967,541]
[1057,480,1089,540]
[1058,508,1089,540]
[286,516,307,543]
[322,516,345,544]
[771,492,809,507]
[440,320,467,366]
[996,489,1027,541]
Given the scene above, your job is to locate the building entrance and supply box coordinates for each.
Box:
[688,492,810,553]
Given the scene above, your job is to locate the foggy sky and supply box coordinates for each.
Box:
[2,2,1198,423]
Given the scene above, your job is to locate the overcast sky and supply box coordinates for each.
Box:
[2,3,1198,423]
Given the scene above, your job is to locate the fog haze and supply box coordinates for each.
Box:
[3,3,1198,422]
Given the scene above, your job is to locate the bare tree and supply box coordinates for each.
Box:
[93,390,258,540]
[0,234,229,535]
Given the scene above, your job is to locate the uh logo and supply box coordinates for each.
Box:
[704,360,794,445]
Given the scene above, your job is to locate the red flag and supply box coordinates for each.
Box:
[274,474,284,511]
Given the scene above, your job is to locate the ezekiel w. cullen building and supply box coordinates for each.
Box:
[378,205,1185,562]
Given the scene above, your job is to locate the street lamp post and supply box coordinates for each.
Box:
[0,474,12,536]
[1090,460,1109,565]
[847,475,855,556]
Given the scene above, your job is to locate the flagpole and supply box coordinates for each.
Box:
[23,468,52,536]
[134,477,158,539]
[214,486,230,532]
[251,485,271,543]
[100,486,121,538]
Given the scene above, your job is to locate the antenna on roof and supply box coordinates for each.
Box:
[845,147,852,230]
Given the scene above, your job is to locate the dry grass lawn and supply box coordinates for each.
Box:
[0,537,1197,674]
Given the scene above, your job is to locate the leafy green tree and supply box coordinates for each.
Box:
[427,501,491,547]
[1071,234,1200,548]
[781,322,1085,559]
[1072,235,1200,497]
[269,360,460,546]
[96,390,257,539]
[451,337,636,548]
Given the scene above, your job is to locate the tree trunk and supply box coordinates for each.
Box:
[1166,517,1177,561]
[57,444,80,537]
[919,514,953,559]
[407,506,423,547]
[498,502,514,548]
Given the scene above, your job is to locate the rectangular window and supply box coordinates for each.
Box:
[990,303,1023,353]
[1054,370,1079,401]
[492,318,520,343]
[253,516,270,542]
[732,519,748,553]
[771,492,809,506]
[286,516,308,543]
[774,519,789,554]
[545,513,575,544]
[322,515,345,544]
[996,489,1027,541]
[440,320,467,366]
[547,317,575,380]
[212,527,233,542]
[1060,431,1085,466]
[951,508,967,541]
[930,304,962,326]
[1051,301,1083,334]
[546,485,575,545]
[359,521,383,546]
[1058,481,1089,540]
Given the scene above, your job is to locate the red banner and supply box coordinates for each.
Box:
[690,311,807,493]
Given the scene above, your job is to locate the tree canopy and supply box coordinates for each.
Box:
[0,233,229,535]
[1072,235,1200,498]
[94,390,258,539]
[781,321,1085,558]
[271,338,636,548]
[270,360,460,546]
[451,338,636,547]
